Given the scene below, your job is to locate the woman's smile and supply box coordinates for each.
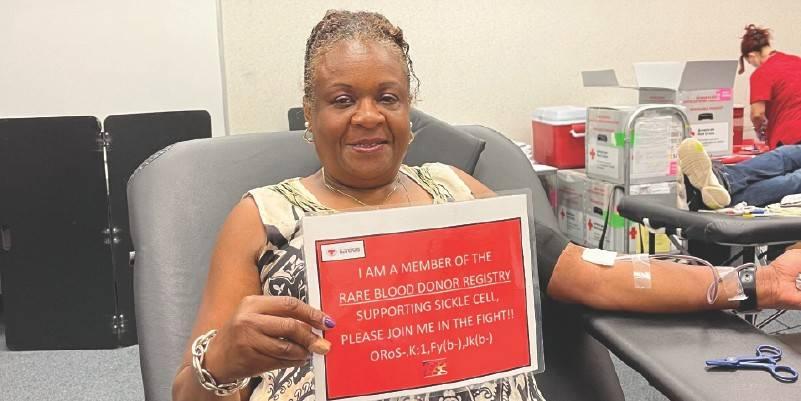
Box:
[346,136,390,154]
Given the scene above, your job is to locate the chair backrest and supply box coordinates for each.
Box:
[128,111,623,401]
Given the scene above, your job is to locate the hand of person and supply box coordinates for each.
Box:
[202,295,335,383]
[758,249,801,310]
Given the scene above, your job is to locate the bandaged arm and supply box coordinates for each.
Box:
[546,243,775,313]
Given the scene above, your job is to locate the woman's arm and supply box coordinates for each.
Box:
[547,243,801,312]
[172,199,333,401]
[454,167,801,312]
[548,243,744,312]
[172,198,265,401]
[751,101,767,134]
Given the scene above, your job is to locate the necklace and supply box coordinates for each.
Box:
[321,167,409,208]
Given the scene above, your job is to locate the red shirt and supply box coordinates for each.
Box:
[750,51,801,148]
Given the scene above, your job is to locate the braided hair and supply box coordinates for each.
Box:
[739,24,772,74]
[303,10,420,106]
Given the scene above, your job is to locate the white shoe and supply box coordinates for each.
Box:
[677,138,730,209]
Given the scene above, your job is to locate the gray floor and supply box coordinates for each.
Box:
[1,310,800,401]
[0,314,145,401]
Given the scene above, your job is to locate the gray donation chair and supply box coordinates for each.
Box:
[128,109,625,401]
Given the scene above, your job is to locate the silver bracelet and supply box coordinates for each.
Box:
[192,329,251,396]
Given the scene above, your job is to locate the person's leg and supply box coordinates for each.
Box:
[729,167,801,206]
[721,145,801,195]
[678,139,730,208]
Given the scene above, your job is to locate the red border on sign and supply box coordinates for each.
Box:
[314,218,531,400]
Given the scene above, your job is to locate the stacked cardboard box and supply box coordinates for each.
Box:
[555,169,587,244]
[556,169,677,253]
[582,60,738,157]
[585,106,685,185]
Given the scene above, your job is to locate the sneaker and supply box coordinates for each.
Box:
[676,161,717,211]
[677,138,731,209]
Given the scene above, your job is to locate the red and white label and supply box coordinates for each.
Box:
[321,240,366,261]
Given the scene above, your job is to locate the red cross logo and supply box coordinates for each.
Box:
[629,226,638,239]
[589,148,596,160]
[587,220,594,230]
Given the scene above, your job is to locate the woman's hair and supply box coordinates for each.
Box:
[303,10,419,104]
[739,24,772,74]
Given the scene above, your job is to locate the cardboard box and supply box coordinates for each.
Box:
[582,173,677,253]
[585,106,685,185]
[514,141,559,211]
[532,164,558,212]
[582,60,738,156]
[555,169,588,244]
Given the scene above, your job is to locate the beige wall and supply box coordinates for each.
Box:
[221,0,801,142]
[2,0,227,136]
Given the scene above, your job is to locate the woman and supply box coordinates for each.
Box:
[739,24,801,148]
[173,11,801,401]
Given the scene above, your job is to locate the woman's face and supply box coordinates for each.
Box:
[305,39,412,189]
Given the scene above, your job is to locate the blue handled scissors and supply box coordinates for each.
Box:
[705,344,799,383]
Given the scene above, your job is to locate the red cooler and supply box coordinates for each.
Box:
[532,106,587,168]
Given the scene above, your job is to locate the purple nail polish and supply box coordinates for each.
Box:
[323,316,336,329]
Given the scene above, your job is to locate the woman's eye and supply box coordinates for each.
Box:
[380,94,399,104]
[334,96,354,106]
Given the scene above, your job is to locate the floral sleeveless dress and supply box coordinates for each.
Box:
[244,163,545,401]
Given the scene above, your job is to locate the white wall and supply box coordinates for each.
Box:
[221,0,801,142]
[1,0,227,136]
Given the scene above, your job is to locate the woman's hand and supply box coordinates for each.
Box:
[758,249,801,310]
[201,295,334,383]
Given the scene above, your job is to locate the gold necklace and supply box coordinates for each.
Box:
[321,167,408,208]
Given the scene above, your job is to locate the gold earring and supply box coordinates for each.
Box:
[303,121,314,143]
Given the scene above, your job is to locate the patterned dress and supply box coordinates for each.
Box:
[244,163,545,401]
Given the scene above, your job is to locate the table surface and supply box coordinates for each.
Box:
[584,310,801,401]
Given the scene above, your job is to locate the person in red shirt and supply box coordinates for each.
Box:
[740,24,801,148]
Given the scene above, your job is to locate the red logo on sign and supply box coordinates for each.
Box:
[589,148,596,160]
[422,358,449,378]
[560,210,566,219]
[587,220,594,230]
[327,249,337,257]
[629,226,638,239]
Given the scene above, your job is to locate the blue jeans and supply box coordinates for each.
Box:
[721,145,801,206]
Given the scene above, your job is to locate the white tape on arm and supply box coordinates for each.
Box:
[632,254,652,289]
[582,248,618,267]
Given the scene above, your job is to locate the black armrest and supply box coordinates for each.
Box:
[584,310,801,401]
[618,195,801,245]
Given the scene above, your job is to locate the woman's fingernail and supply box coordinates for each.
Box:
[323,316,336,329]
[310,338,331,354]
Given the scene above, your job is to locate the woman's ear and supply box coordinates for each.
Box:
[303,102,312,128]
[747,51,759,66]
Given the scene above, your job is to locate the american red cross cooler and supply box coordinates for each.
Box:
[532,106,586,168]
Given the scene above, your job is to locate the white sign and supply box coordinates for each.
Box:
[302,195,541,401]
